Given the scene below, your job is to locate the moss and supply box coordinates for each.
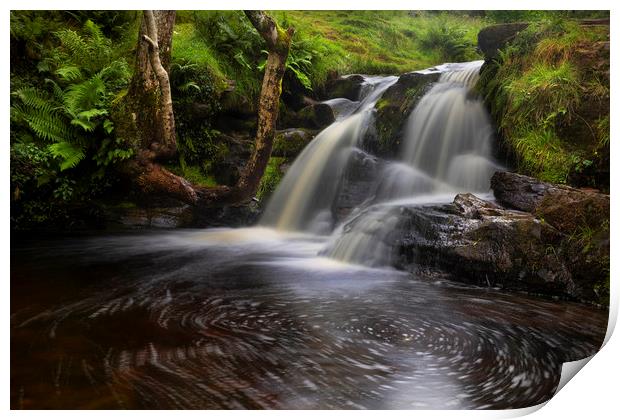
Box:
[166,164,218,187]
[477,21,609,188]
[256,157,285,201]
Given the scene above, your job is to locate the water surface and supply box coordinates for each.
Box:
[11,229,607,409]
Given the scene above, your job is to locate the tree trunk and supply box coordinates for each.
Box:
[141,10,176,158]
[234,11,293,199]
[126,10,176,153]
[117,10,293,208]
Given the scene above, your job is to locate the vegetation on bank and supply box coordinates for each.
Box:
[477,19,609,189]
[10,10,610,231]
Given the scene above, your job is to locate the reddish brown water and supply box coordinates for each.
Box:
[11,229,607,409]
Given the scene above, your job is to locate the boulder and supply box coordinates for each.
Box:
[283,103,336,129]
[395,173,609,304]
[491,171,610,233]
[271,128,317,158]
[398,193,575,297]
[333,149,381,221]
[366,71,439,157]
[477,23,529,58]
[324,74,366,101]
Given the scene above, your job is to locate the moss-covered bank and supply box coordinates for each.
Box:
[476,20,609,191]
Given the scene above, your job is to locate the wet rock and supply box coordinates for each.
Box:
[367,71,439,157]
[333,149,380,221]
[272,128,317,158]
[105,204,195,229]
[321,98,359,120]
[478,23,529,58]
[398,194,575,298]
[490,171,571,212]
[397,177,609,304]
[491,171,610,232]
[324,74,366,101]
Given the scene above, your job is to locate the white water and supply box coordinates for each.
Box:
[260,61,502,267]
[322,61,502,266]
[260,76,397,234]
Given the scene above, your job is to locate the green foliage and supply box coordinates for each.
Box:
[477,21,609,187]
[10,15,133,229]
[257,157,285,201]
[419,20,478,62]
[170,59,223,180]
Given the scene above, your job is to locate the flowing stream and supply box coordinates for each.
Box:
[11,62,607,409]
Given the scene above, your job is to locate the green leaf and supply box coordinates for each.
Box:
[48,141,85,171]
[103,119,114,134]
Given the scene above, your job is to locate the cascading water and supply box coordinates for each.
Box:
[400,61,500,192]
[259,61,502,266]
[259,76,397,234]
[321,61,503,266]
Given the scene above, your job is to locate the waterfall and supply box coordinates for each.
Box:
[259,60,502,267]
[259,76,397,234]
[322,61,503,266]
[400,61,498,193]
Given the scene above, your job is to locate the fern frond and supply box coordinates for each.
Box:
[55,65,83,82]
[13,87,54,111]
[48,141,85,171]
[63,75,106,117]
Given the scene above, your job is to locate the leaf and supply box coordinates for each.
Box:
[56,65,83,82]
[48,141,85,171]
[103,119,114,134]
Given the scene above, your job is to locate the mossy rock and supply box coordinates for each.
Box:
[324,74,365,101]
[367,71,439,157]
[272,128,317,158]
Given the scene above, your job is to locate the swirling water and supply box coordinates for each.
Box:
[11,231,607,409]
[10,63,607,409]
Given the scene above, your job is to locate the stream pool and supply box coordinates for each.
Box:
[11,228,607,409]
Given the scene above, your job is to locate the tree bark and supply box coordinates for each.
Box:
[234,11,294,199]
[126,10,176,153]
[141,10,176,158]
[118,10,293,208]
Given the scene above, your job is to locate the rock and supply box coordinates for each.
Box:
[491,171,610,233]
[333,149,381,221]
[104,204,195,229]
[397,193,576,298]
[396,173,609,304]
[284,103,336,129]
[324,74,366,101]
[490,171,572,212]
[321,98,359,120]
[272,128,317,158]
[366,71,439,157]
[478,23,529,58]
[210,133,253,186]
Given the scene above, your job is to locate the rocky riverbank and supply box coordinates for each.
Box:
[396,171,609,305]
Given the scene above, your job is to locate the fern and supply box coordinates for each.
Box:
[48,141,85,171]
[63,75,106,117]
[11,19,131,176]
[55,65,83,82]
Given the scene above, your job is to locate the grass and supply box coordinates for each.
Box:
[273,11,486,77]
[167,163,218,187]
[256,157,285,201]
[171,11,487,104]
[477,20,609,186]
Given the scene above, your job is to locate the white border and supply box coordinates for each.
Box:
[3,1,617,418]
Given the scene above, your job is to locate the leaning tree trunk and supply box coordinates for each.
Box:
[196,11,294,205]
[233,11,294,199]
[116,10,293,207]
